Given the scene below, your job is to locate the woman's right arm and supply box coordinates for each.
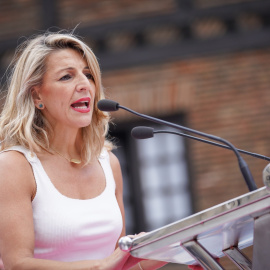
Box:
[0,151,137,270]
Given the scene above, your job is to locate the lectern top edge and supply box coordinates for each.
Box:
[124,186,269,252]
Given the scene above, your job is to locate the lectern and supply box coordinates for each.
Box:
[119,186,270,269]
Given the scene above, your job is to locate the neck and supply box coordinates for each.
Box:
[49,127,83,161]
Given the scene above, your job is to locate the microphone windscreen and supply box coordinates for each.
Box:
[131,126,154,139]
[97,100,119,111]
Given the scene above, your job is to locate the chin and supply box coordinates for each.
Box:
[74,114,93,127]
[74,122,91,129]
[77,120,92,128]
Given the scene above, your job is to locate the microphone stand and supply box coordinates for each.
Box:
[132,127,270,162]
[156,131,270,162]
[98,100,257,191]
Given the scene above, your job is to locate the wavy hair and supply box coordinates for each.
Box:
[0,31,111,164]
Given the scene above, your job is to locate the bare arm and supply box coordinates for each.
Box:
[0,151,134,270]
[109,151,127,243]
[109,152,167,270]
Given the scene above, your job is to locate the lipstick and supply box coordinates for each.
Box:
[71,97,91,113]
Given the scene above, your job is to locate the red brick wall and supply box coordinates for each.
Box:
[58,0,177,27]
[0,0,40,39]
[103,49,270,212]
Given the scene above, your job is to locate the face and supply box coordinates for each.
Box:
[33,48,96,131]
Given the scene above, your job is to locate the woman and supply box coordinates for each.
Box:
[0,32,167,269]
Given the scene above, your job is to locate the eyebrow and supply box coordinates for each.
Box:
[56,66,90,74]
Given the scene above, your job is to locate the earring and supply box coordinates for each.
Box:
[38,103,44,109]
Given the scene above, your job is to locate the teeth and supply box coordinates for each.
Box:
[71,100,89,109]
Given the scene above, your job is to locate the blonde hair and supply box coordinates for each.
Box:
[0,31,111,164]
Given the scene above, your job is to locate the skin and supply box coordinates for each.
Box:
[0,48,167,270]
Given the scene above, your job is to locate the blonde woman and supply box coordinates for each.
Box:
[0,32,166,270]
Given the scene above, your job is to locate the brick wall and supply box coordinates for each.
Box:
[58,0,177,28]
[0,0,40,39]
[103,48,270,211]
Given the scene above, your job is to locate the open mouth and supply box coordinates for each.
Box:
[71,97,91,112]
[71,100,89,109]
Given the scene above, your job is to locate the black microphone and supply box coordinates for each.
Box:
[132,126,270,162]
[97,99,119,111]
[97,99,257,192]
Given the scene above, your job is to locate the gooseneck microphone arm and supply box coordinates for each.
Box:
[98,99,257,191]
[131,126,270,162]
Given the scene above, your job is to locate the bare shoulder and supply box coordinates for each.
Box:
[0,150,35,195]
[0,149,27,162]
[0,150,32,173]
[108,151,120,170]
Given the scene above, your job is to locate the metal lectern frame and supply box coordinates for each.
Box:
[119,186,270,269]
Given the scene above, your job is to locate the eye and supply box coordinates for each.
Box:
[85,73,94,81]
[59,74,72,81]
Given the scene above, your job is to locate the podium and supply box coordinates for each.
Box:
[119,186,270,269]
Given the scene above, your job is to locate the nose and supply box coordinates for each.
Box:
[76,74,90,92]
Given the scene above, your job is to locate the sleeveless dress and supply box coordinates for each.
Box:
[1,146,123,262]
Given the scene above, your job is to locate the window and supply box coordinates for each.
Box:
[110,115,192,234]
[135,125,192,231]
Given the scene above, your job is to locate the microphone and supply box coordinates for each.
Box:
[97,99,119,111]
[132,126,270,162]
[97,99,257,192]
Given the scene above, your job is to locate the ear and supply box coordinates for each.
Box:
[31,86,44,109]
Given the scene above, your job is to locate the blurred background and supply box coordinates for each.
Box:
[1,0,270,269]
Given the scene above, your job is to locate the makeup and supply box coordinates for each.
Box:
[71,97,90,113]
